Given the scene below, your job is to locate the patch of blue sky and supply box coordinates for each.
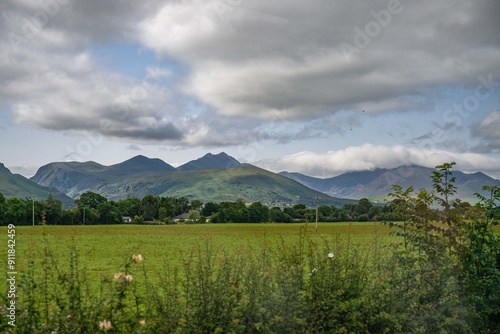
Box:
[88,42,188,81]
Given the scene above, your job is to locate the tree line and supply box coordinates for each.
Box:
[0,190,412,225]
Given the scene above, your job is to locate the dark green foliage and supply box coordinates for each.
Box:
[462,185,500,332]
[386,163,500,333]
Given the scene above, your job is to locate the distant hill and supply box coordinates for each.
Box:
[177,152,241,171]
[94,164,354,206]
[31,155,175,198]
[280,165,500,203]
[29,154,353,206]
[0,163,73,206]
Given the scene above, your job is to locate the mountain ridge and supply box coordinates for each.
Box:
[279,165,500,203]
[28,153,353,206]
[0,163,74,206]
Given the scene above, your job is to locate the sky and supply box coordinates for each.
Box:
[1,0,500,179]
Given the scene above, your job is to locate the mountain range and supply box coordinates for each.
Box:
[279,165,500,203]
[27,153,352,207]
[2,153,499,208]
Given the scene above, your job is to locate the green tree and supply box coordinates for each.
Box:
[190,199,203,211]
[141,195,159,221]
[269,207,292,223]
[285,204,307,220]
[462,185,500,331]
[355,198,373,216]
[43,194,63,224]
[174,197,190,216]
[159,197,176,218]
[389,184,415,249]
[318,205,333,221]
[248,202,269,223]
[76,191,108,210]
[431,162,457,225]
[158,207,169,222]
[188,209,201,222]
[4,198,29,225]
[475,185,500,223]
[117,197,142,217]
[202,202,219,217]
[97,202,121,224]
[0,192,5,223]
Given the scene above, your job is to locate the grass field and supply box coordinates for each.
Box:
[2,222,391,283]
[1,222,499,333]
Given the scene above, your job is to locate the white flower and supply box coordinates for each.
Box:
[99,319,112,331]
[132,254,143,263]
[113,272,124,281]
[139,319,146,326]
[125,274,133,282]
[328,252,334,259]
[310,268,318,275]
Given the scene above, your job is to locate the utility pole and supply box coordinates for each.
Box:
[32,195,35,228]
[83,206,86,224]
[315,196,319,233]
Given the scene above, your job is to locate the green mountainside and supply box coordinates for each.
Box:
[0,163,73,206]
[29,155,353,206]
[30,155,175,198]
[104,164,353,206]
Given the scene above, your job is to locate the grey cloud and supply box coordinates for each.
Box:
[1,0,500,149]
[140,0,500,121]
[1,0,166,47]
[472,110,500,153]
[125,144,142,151]
[106,123,183,141]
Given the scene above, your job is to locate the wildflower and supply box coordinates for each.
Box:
[139,319,146,326]
[114,272,124,281]
[310,268,318,275]
[132,254,143,263]
[328,252,334,259]
[125,274,134,282]
[99,319,112,331]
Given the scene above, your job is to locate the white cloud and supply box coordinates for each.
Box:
[255,144,500,178]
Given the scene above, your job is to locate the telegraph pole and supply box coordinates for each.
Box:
[32,195,35,228]
[315,196,319,233]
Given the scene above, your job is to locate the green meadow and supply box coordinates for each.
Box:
[1,221,499,333]
[2,222,391,284]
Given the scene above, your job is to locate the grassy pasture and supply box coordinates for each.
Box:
[1,222,499,333]
[2,222,391,288]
